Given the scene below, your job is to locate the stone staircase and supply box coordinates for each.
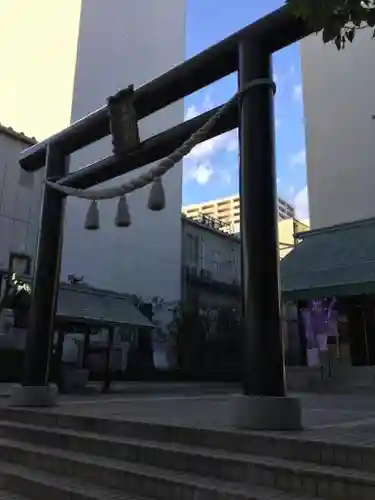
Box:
[0,408,373,499]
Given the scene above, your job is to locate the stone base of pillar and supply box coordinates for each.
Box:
[9,384,58,407]
[229,394,302,430]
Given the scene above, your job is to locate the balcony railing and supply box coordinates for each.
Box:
[195,214,233,234]
[184,259,240,287]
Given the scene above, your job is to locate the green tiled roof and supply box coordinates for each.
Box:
[57,285,154,328]
[280,217,375,300]
[10,279,154,328]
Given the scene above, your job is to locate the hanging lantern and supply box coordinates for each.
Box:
[115,195,131,227]
[84,201,100,230]
[147,177,166,211]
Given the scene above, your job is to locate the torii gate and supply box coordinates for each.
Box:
[13,5,312,429]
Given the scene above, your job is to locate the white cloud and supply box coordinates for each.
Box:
[183,92,239,186]
[187,134,224,159]
[273,64,296,93]
[217,168,233,186]
[225,133,238,152]
[187,130,239,161]
[184,93,213,121]
[184,161,235,187]
[293,84,302,103]
[185,105,199,120]
[184,161,214,185]
[185,93,238,161]
[294,186,310,220]
[289,149,306,168]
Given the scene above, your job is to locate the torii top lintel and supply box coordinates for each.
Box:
[19,5,311,178]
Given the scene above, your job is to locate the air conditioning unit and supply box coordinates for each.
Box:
[200,269,212,279]
[189,266,198,277]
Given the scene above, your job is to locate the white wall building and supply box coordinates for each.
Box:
[0,125,44,277]
[182,215,241,310]
[301,29,375,229]
[0,0,186,307]
[182,216,241,286]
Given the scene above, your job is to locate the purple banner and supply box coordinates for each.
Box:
[301,297,338,350]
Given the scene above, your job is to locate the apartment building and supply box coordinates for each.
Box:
[181,211,307,311]
[181,215,241,310]
[182,194,295,234]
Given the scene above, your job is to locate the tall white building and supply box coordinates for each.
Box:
[0,0,186,304]
[301,29,375,229]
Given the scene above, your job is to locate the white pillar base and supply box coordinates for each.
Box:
[9,384,58,407]
[230,394,302,430]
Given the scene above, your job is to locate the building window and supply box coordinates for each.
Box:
[200,236,205,269]
[231,248,237,268]
[19,168,34,189]
[186,233,200,267]
[118,325,136,343]
[231,249,240,282]
[212,250,220,275]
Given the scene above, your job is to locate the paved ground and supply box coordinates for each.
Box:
[2,383,370,445]
[0,381,235,399]
[56,392,375,427]
[3,382,375,445]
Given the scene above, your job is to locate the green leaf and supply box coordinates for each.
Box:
[366,9,375,27]
[346,28,355,42]
[287,0,375,48]
[322,24,341,43]
[349,3,366,26]
[285,0,312,20]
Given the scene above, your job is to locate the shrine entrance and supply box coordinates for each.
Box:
[11,5,316,429]
[280,216,375,375]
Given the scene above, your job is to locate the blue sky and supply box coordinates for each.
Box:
[183,0,308,219]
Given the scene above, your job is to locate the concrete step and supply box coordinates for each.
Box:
[0,455,319,500]
[0,462,151,500]
[0,435,371,499]
[1,419,374,484]
[0,491,28,500]
[287,367,375,394]
[0,409,371,474]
